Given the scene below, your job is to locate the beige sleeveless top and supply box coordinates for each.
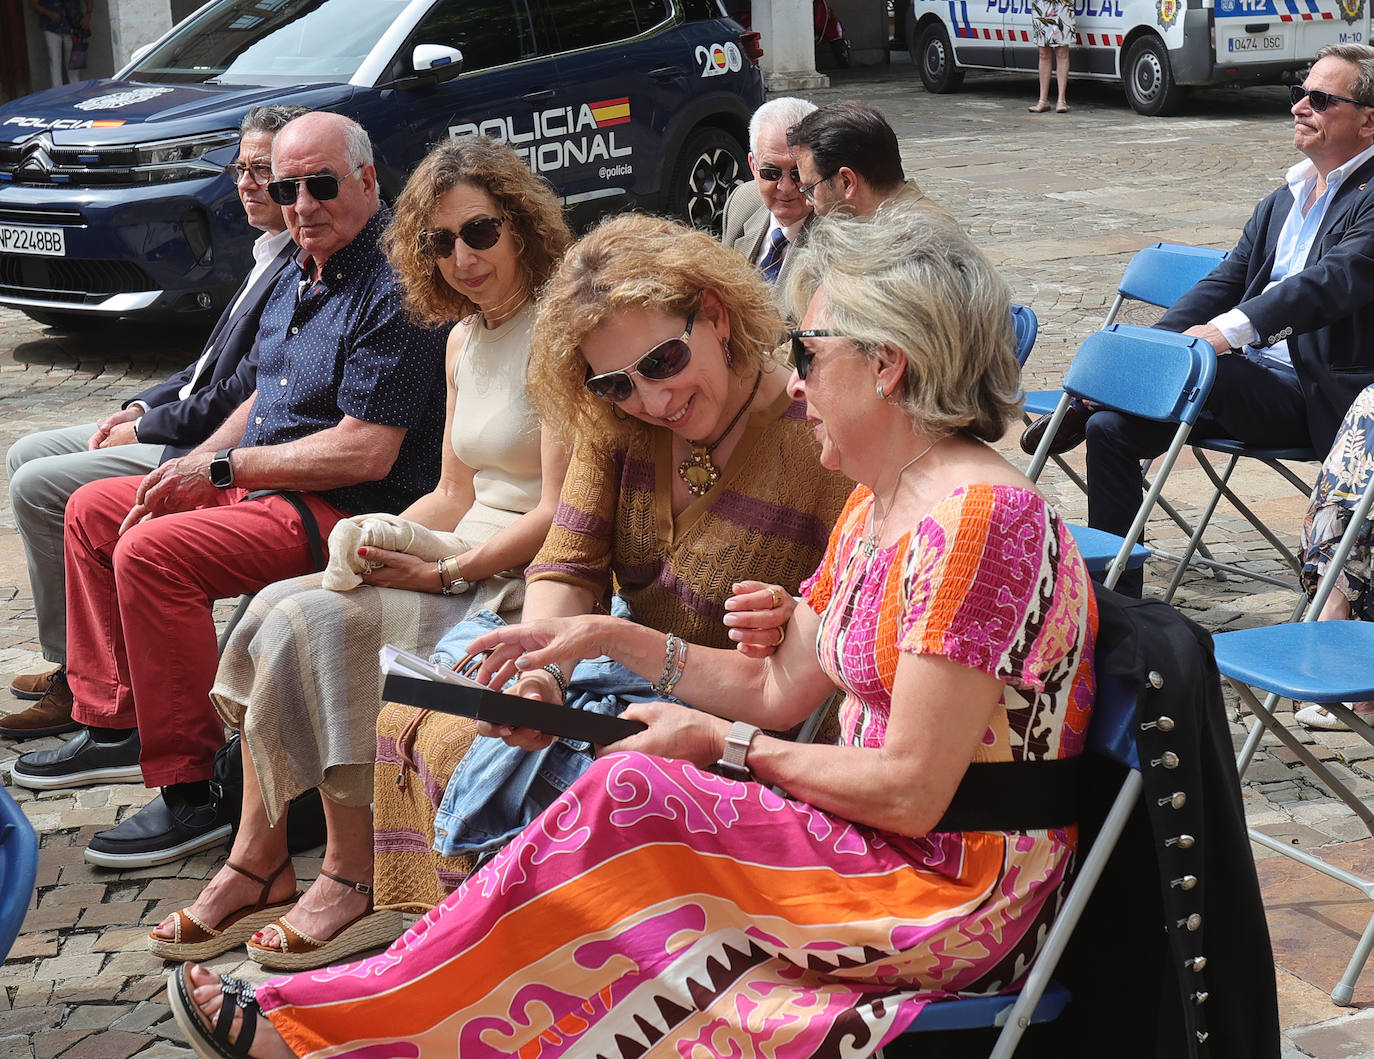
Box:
[450,301,541,542]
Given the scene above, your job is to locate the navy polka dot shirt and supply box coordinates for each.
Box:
[243,208,448,514]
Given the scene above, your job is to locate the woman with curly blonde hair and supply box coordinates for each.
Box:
[147,136,571,971]
[364,212,854,912]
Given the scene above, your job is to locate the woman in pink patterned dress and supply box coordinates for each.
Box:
[168,203,1095,1059]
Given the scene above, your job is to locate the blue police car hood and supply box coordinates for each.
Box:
[0,79,354,145]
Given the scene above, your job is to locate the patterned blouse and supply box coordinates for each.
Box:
[803,483,1096,763]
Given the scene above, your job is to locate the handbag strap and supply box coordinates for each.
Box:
[244,489,326,571]
[393,651,489,791]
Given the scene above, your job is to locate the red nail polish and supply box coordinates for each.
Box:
[357,547,367,556]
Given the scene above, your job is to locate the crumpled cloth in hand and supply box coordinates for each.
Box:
[322,513,468,591]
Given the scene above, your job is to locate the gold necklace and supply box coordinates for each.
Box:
[862,440,938,556]
[678,371,762,497]
[480,283,529,327]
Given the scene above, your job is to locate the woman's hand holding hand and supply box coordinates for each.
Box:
[606,701,728,766]
[723,581,795,659]
[474,670,561,751]
[357,546,444,592]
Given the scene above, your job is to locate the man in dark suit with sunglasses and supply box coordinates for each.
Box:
[1024,43,1374,596]
[1,103,305,740]
[10,112,449,870]
[721,97,818,307]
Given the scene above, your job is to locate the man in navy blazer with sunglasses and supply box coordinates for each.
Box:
[1029,43,1374,595]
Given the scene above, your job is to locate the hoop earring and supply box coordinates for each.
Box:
[611,405,632,422]
[876,383,886,399]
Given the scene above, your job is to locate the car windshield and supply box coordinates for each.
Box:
[128,0,413,85]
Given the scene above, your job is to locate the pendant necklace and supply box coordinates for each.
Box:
[863,440,938,556]
[678,370,762,497]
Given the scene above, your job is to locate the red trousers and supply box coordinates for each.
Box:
[64,476,346,787]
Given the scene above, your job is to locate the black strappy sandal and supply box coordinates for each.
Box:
[168,964,265,1059]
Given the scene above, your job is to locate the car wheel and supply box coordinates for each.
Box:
[19,308,103,331]
[915,21,964,94]
[668,127,747,235]
[1123,35,1185,116]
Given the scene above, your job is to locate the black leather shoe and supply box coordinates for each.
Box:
[1020,397,1093,456]
[8,728,142,790]
[85,789,232,869]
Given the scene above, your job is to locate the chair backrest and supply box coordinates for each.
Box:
[1116,242,1228,311]
[1011,303,1038,367]
[0,785,38,961]
[1063,324,1216,426]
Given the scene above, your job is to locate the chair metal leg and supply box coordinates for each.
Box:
[1162,452,1240,602]
[216,593,255,655]
[1227,680,1374,834]
[1194,453,1305,573]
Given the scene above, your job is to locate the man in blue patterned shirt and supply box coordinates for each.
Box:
[11,113,449,868]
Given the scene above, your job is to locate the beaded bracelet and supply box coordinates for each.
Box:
[541,662,568,699]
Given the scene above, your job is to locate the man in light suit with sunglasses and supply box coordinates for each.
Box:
[721,97,818,308]
[1025,43,1374,597]
[10,112,449,871]
[2,103,306,740]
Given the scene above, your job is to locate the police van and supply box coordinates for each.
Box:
[907,0,1366,115]
[0,0,762,327]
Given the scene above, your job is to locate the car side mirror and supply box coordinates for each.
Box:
[412,44,463,83]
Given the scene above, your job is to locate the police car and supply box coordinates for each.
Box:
[0,0,762,327]
[908,0,1364,115]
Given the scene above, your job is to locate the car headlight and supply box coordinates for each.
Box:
[130,130,240,182]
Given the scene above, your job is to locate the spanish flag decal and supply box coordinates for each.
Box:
[89,120,127,127]
[590,97,631,128]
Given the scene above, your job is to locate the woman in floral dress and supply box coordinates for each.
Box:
[166,203,1096,1059]
[1029,0,1075,113]
[1296,383,1374,729]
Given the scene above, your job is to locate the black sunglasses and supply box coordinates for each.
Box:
[1291,85,1371,112]
[756,163,800,185]
[266,163,364,206]
[419,216,506,258]
[788,329,846,379]
[225,161,273,186]
[585,309,697,402]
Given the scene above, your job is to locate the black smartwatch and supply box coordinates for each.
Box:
[209,448,236,488]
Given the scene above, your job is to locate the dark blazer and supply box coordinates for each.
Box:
[125,237,295,460]
[720,180,813,311]
[1157,154,1374,453]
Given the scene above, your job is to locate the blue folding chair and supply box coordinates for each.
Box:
[880,606,1144,1057]
[1011,303,1037,368]
[1212,467,1374,1006]
[0,785,38,961]
[1027,324,1217,590]
[1022,243,1227,548]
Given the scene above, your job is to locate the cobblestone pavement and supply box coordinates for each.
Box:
[1,64,1373,1057]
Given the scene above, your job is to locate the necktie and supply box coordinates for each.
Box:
[760,227,789,284]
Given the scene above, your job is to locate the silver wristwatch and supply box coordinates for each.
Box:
[715,721,761,780]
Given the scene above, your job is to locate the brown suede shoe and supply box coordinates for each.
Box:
[11,664,64,700]
[0,668,76,737]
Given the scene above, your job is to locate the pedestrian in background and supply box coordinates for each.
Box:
[29,0,93,87]
[1028,0,1073,114]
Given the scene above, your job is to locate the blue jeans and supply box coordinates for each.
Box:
[429,604,672,858]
